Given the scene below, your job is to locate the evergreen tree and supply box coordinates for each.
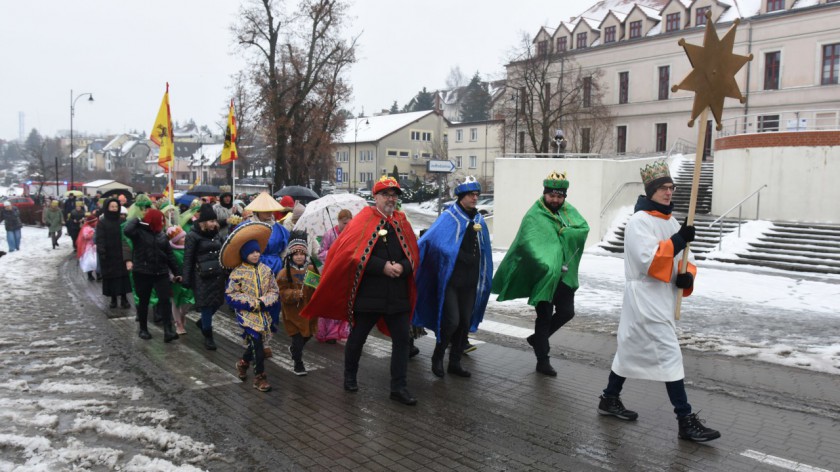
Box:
[413,87,435,111]
[391,165,399,181]
[459,72,491,122]
[389,101,399,114]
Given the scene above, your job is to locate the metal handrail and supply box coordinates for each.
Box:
[707,184,768,250]
[600,181,643,217]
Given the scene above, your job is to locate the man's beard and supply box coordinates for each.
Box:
[545,200,561,212]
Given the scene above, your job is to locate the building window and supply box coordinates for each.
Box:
[422,131,432,141]
[629,21,642,39]
[576,32,588,49]
[822,43,840,85]
[398,150,410,158]
[658,66,670,100]
[604,26,616,43]
[469,156,477,168]
[557,36,567,52]
[455,129,463,142]
[411,130,421,140]
[757,115,780,132]
[616,126,627,154]
[421,152,431,159]
[766,0,784,12]
[583,76,592,107]
[666,12,681,32]
[538,40,548,56]
[581,128,591,153]
[619,72,629,104]
[655,123,668,152]
[695,6,710,25]
[387,149,398,156]
[455,156,463,168]
[764,51,780,90]
[470,128,478,141]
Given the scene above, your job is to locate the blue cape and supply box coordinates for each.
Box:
[260,222,290,275]
[413,203,493,341]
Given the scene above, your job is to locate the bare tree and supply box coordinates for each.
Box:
[503,33,614,154]
[445,66,467,90]
[232,0,357,190]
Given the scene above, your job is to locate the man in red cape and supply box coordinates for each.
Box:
[302,176,420,405]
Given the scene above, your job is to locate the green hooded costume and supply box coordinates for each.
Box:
[492,176,589,306]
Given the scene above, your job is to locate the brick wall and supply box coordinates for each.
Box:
[715,131,840,150]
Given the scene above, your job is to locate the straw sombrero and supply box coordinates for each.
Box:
[245,192,283,213]
[220,221,272,269]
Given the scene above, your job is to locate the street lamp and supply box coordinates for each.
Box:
[54,156,60,197]
[351,117,369,192]
[70,89,94,191]
[510,91,520,154]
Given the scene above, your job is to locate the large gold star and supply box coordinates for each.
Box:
[671,12,752,130]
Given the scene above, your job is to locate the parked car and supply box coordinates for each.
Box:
[356,188,372,198]
[0,196,42,225]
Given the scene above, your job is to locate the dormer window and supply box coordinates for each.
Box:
[577,32,588,49]
[557,36,567,52]
[604,26,616,43]
[538,40,548,56]
[767,0,784,12]
[666,12,681,32]
[629,20,642,39]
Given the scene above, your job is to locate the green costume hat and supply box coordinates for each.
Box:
[543,171,569,195]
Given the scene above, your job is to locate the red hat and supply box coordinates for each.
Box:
[278,196,295,212]
[373,176,402,195]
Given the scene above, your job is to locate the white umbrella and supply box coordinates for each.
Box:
[293,194,368,240]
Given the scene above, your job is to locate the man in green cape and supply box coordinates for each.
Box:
[492,171,589,376]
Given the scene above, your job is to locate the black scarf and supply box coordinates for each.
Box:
[633,195,673,215]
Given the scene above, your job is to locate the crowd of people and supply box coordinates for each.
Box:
[20,162,719,443]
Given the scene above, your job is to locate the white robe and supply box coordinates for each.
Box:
[610,210,695,382]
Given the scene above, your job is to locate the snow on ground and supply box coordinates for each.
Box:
[0,226,217,470]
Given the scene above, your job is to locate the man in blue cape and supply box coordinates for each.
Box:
[413,176,493,378]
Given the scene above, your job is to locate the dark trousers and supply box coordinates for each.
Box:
[603,370,692,418]
[134,273,172,331]
[242,333,266,375]
[438,283,477,364]
[290,333,311,361]
[199,305,220,330]
[345,311,410,391]
[532,282,576,361]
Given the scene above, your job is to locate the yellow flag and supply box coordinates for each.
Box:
[150,83,174,171]
[221,99,238,165]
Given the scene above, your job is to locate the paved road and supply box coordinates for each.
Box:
[64,257,840,469]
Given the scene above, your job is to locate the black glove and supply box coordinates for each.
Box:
[675,272,694,289]
[259,300,267,310]
[670,218,695,254]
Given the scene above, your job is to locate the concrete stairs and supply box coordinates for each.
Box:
[671,160,714,214]
[599,213,740,258]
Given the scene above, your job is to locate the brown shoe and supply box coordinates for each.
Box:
[253,373,271,392]
[235,360,249,382]
[263,347,273,359]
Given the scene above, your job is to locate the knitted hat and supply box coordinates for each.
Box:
[134,194,153,209]
[292,202,306,219]
[455,176,481,198]
[640,160,673,198]
[166,226,186,249]
[278,196,295,212]
[373,176,402,195]
[240,239,262,261]
[245,192,284,213]
[196,203,217,223]
[543,171,569,195]
[287,230,308,254]
[143,208,165,233]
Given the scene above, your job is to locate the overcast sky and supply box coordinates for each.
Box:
[0,0,593,142]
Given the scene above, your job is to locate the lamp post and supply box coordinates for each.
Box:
[70,89,94,191]
[351,117,369,192]
[54,156,60,197]
[510,91,519,154]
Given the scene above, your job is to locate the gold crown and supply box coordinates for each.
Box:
[640,161,671,186]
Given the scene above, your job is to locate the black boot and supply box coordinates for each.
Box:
[109,297,118,309]
[431,343,445,378]
[138,312,151,340]
[408,337,420,358]
[290,334,306,375]
[202,328,217,350]
[343,370,358,392]
[87,272,95,281]
[163,322,179,343]
[536,359,557,377]
[678,413,721,442]
[120,296,130,309]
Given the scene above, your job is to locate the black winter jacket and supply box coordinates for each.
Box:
[182,225,227,308]
[95,214,130,279]
[123,218,180,277]
[353,221,414,315]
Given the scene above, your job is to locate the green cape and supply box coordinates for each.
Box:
[492,198,589,305]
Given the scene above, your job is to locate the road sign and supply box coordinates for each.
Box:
[336,167,343,183]
[427,160,456,173]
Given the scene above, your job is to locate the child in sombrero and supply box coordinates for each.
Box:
[222,222,280,392]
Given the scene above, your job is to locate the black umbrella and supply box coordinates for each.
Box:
[100,188,134,202]
[187,184,222,197]
[273,185,319,203]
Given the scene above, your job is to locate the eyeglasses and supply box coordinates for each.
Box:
[379,193,399,199]
[658,185,677,192]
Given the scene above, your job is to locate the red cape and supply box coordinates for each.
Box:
[301,206,419,336]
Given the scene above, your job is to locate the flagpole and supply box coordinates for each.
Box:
[232,159,236,197]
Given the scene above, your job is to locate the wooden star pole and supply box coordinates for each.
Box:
[671,11,752,319]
